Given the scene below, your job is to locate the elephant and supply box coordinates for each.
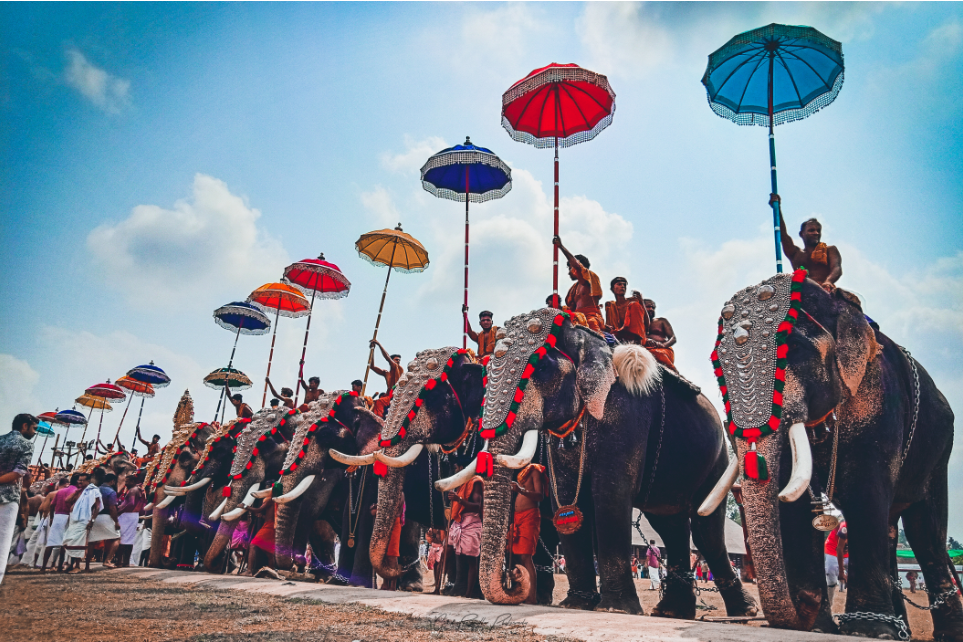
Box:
[270,391,383,585]
[79,450,137,486]
[434,308,757,618]
[701,272,960,640]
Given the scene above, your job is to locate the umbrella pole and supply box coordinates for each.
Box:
[49,434,60,468]
[262,305,282,407]
[37,433,50,464]
[80,406,94,447]
[133,397,146,448]
[95,405,106,455]
[214,325,243,422]
[294,286,318,406]
[464,168,470,349]
[361,243,397,397]
[768,53,784,274]
[111,394,134,452]
[552,136,560,308]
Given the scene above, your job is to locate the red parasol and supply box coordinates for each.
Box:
[110,376,156,451]
[501,63,616,306]
[248,282,311,407]
[283,253,351,405]
[84,380,127,455]
[37,411,66,464]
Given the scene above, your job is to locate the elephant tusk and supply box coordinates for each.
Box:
[156,493,178,509]
[221,485,260,522]
[250,487,274,499]
[329,448,376,466]
[374,444,424,468]
[274,474,316,504]
[778,423,813,503]
[163,486,186,496]
[143,502,154,512]
[697,456,741,516]
[208,498,228,521]
[495,430,539,469]
[434,441,488,492]
[180,477,211,493]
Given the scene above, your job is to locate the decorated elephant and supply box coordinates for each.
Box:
[78,449,137,486]
[433,309,757,618]
[270,391,382,584]
[362,346,564,600]
[702,271,960,640]
[143,391,216,568]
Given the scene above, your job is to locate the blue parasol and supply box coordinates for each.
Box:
[702,24,844,272]
[211,301,272,421]
[126,361,171,452]
[421,137,512,346]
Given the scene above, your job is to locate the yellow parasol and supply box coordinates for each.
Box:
[75,394,113,452]
[355,223,429,395]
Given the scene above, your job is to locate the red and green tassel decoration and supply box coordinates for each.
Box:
[373,460,388,477]
[743,439,769,481]
[475,451,494,477]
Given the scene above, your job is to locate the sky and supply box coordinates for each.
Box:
[1,2,961,535]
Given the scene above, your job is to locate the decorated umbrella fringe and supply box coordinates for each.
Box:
[211,302,271,421]
[248,283,310,407]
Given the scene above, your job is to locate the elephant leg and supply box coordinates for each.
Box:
[902,465,963,642]
[557,493,600,611]
[398,520,424,592]
[533,511,558,605]
[308,520,338,583]
[647,511,696,620]
[591,482,642,613]
[691,507,758,618]
[777,490,829,631]
[837,480,904,639]
[331,506,355,586]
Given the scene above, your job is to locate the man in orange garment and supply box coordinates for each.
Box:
[465,311,499,358]
[643,299,677,370]
[446,473,484,599]
[508,463,545,604]
[604,277,648,344]
[554,235,604,332]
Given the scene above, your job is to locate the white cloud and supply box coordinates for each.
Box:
[577,3,673,79]
[87,174,289,308]
[0,354,42,437]
[64,48,130,113]
[360,185,401,228]
[380,135,448,175]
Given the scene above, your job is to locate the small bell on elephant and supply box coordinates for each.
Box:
[743,440,769,481]
[568,432,578,447]
[557,435,566,450]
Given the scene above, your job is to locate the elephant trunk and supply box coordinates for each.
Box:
[370,465,405,579]
[202,482,249,572]
[148,488,169,568]
[479,460,529,605]
[737,432,808,630]
[274,477,304,570]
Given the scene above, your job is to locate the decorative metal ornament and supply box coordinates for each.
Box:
[553,505,584,535]
[381,346,460,445]
[481,308,563,440]
[280,393,339,472]
[813,513,840,532]
[229,408,284,477]
[347,537,355,548]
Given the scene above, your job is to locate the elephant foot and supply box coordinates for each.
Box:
[325,575,349,586]
[398,579,423,592]
[536,575,556,606]
[560,589,601,611]
[837,613,909,640]
[650,572,696,620]
[597,591,644,615]
[717,579,759,617]
[932,613,963,642]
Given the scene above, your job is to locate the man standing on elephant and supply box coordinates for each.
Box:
[466,310,499,358]
[554,235,604,332]
[369,339,404,393]
[643,300,677,370]
[774,196,843,291]
[508,463,545,604]
[604,277,647,344]
[446,473,484,599]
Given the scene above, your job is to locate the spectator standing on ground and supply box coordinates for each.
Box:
[0,414,38,585]
[646,540,662,590]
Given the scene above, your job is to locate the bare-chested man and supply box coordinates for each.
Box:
[465,310,499,358]
[265,378,295,410]
[369,340,404,393]
[298,376,323,409]
[509,464,545,604]
[223,385,254,419]
[774,196,842,291]
[604,277,648,345]
[554,235,604,332]
[643,299,677,370]
[136,432,161,465]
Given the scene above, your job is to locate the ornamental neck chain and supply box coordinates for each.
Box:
[347,466,367,548]
[547,423,586,535]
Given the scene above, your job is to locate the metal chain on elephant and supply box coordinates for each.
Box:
[893,568,959,611]
[836,612,909,641]
[898,346,920,469]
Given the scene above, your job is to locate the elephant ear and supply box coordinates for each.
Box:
[834,289,878,398]
[567,323,616,420]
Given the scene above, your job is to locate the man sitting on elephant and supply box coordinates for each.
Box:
[554,235,604,332]
[446,473,484,599]
[466,310,499,358]
[774,195,842,292]
[369,339,404,393]
[508,463,545,605]
[265,378,295,410]
[604,277,647,344]
[643,299,677,370]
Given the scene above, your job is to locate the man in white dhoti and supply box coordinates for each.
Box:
[43,473,81,571]
[63,470,103,571]
[94,473,122,567]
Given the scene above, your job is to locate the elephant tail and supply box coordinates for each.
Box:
[613,344,660,396]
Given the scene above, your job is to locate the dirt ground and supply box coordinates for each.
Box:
[2,565,940,642]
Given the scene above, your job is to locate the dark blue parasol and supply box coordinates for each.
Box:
[211,301,272,422]
[421,137,512,346]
